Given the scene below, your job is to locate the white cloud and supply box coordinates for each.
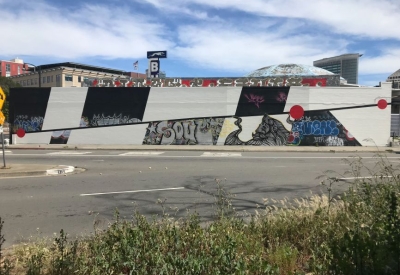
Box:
[172,23,348,73]
[145,0,400,40]
[0,0,399,79]
[360,48,400,75]
[0,0,174,59]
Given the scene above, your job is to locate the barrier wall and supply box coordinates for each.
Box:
[9,83,392,146]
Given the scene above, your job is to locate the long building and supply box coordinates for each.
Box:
[313,54,362,85]
[9,62,146,88]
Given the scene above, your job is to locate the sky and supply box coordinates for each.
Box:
[0,0,399,86]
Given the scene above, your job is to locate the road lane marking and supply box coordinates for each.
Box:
[80,187,185,196]
[47,151,92,155]
[6,154,400,160]
[201,152,242,157]
[0,151,12,154]
[337,176,394,181]
[119,151,165,156]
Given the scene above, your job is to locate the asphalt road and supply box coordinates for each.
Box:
[1,149,399,247]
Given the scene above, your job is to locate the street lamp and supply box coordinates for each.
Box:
[23,63,42,87]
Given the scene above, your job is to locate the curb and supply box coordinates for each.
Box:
[0,165,76,178]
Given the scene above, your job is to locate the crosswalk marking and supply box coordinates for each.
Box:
[47,151,92,155]
[201,152,242,157]
[119,151,165,156]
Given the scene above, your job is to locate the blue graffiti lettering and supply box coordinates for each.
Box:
[291,119,339,139]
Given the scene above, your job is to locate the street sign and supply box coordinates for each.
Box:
[0,87,5,110]
[147,51,167,59]
[0,111,4,126]
[149,59,160,77]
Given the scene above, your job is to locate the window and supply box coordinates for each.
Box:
[51,75,53,82]
[18,66,20,75]
[56,75,60,82]
[43,76,46,84]
[35,78,38,85]
[47,76,50,83]
[5,64,10,72]
[78,76,82,82]
[65,75,73,81]
[23,80,26,86]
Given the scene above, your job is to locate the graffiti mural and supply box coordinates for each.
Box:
[13,115,44,132]
[225,115,290,146]
[80,87,150,127]
[286,111,361,146]
[143,118,225,145]
[80,114,141,127]
[50,130,71,144]
[10,87,51,133]
[235,87,290,116]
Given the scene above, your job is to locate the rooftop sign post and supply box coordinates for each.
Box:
[147,51,167,78]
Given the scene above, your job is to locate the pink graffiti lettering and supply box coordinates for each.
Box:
[244,94,265,108]
[276,92,287,102]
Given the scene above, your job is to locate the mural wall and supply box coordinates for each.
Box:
[9,83,392,146]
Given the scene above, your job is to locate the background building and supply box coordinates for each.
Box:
[245,63,342,86]
[0,58,26,77]
[9,62,143,87]
[387,68,400,89]
[313,54,362,85]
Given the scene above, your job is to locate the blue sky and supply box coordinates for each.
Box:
[0,0,399,86]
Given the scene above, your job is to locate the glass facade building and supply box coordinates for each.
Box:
[313,54,361,84]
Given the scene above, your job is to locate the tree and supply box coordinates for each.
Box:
[0,76,21,122]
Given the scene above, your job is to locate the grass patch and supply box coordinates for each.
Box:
[2,154,400,274]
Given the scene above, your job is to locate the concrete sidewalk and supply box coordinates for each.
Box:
[0,164,76,178]
[5,144,399,153]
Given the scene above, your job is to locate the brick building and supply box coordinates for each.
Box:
[0,58,26,77]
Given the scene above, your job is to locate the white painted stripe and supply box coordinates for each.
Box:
[42,87,89,130]
[68,124,149,145]
[0,151,12,154]
[13,132,53,144]
[47,151,91,155]
[142,87,242,121]
[201,152,242,157]
[119,151,164,156]
[80,187,185,196]
[7,154,400,160]
[338,176,393,180]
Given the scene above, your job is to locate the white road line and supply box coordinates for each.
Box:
[119,151,165,156]
[0,151,12,154]
[47,151,92,155]
[338,176,393,181]
[7,154,400,160]
[201,152,242,157]
[80,187,185,197]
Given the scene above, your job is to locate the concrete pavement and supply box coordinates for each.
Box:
[6,143,399,153]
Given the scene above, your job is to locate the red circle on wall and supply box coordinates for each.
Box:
[290,105,304,119]
[288,135,295,143]
[16,129,26,138]
[377,99,387,109]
